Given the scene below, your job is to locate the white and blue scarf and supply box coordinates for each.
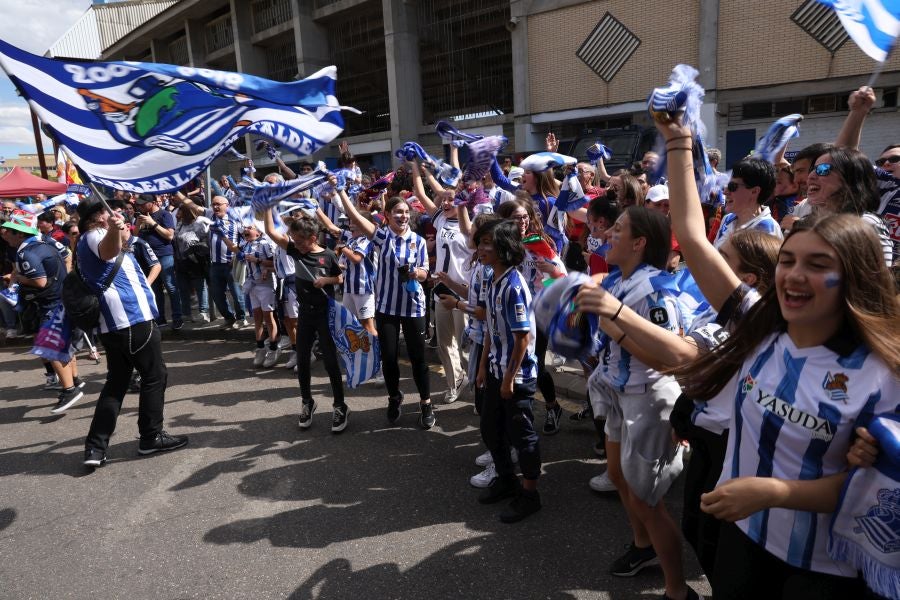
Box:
[829,413,900,600]
[394,141,461,187]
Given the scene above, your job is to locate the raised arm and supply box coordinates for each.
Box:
[575,282,702,370]
[656,117,741,311]
[835,86,875,151]
[338,187,376,239]
[410,161,439,216]
[458,196,473,239]
[449,144,460,171]
[275,155,297,180]
[263,206,289,249]
[490,159,519,194]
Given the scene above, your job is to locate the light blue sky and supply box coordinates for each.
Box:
[0,0,92,161]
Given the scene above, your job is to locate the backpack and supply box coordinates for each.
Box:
[62,252,124,331]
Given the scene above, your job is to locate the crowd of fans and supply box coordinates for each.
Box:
[1,84,898,600]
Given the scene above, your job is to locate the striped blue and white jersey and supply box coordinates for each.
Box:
[273,243,295,279]
[486,186,515,208]
[464,262,488,345]
[209,216,241,264]
[484,266,537,382]
[77,229,157,333]
[320,193,344,232]
[519,249,567,296]
[432,211,472,286]
[342,235,376,295]
[713,207,783,249]
[598,264,682,391]
[719,332,898,576]
[242,236,275,283]
[371,227,428,317]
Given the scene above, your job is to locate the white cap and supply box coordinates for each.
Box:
[508,166,524,181]
[646,184,669,203]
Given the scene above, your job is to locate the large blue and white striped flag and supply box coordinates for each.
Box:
[818,0,900,62]
[0,40,353,193]
[327,298,381,387]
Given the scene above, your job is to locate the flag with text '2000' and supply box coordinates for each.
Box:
[0,39,353,193]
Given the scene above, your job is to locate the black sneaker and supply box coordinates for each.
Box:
[299,400,317,429]
[331,404,349,433]
[594,441,607,458]
[570,404,591,420]
[73,376,86,389]
[172,318,184,331]
[543,403,563,435]
[610,542,658,577]
[83,448,107,468]
[138,430,188,455]
[499,489,542,523]
[387,394,402,424]
[661,587,704,600]
[50,387,84,414]
[478,475,521,505]
[419,402,436,430]
[127,374,141,394]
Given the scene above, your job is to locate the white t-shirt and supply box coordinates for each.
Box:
[432,211,472,286]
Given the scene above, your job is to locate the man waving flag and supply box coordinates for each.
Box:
[0,40,355,193]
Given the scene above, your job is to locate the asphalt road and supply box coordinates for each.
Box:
[0,326,710,599]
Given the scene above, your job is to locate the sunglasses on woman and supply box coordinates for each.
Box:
[875,155,900,167]
[813,163,834,177]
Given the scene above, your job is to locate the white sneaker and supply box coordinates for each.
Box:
[444,374,468,404]
[277,335,291,350]
[5,328,19,339]
[475,449,493,467]
[370,373,384,384]
[469,463,498,488]
[589,471,617,493]
[262,347,281,368]
[284,351,297,369]
[475,447,517,467]
[549,351,566,367]
[199,312,210,323]
[253,347,267,367]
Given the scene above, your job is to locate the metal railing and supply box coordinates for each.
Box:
[252,0,293,34]
[205,14,234,55]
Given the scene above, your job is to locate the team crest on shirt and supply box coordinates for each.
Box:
[822,372,849,403]
[318,257,326,265]
[853,488,900,554]
[741,374,757,394]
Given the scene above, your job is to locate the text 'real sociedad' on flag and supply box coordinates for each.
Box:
[817,0,900,62]
[0,40,356,193]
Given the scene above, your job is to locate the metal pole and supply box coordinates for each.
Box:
[29,108,47,178]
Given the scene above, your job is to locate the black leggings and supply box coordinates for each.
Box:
[534,329,556,405]
[296,309,345,407]
[375,312,430,401]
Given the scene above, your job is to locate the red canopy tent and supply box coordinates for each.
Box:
[0,166,67,197]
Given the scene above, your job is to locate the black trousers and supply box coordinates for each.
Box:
[712,521,865,600]
[85,320,166,450]
[534,329,556,405]
[375,312,430,401]
[681,426,728,577]
[296,307,345,407]
[480,374,541,480]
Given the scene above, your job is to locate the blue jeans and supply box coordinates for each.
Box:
[151,254,182,323]
[208,262,246,321]
[176,264,209,319]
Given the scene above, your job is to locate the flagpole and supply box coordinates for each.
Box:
[866,43,895,88]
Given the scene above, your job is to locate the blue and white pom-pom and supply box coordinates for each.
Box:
[646,64,705,138]
[586,142,612,164]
